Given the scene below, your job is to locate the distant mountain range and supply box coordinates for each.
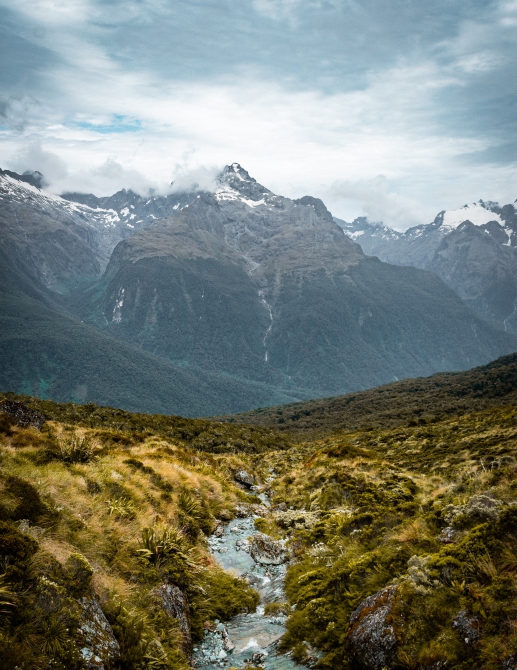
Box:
[1,165,516,414]
[337,199,517,333]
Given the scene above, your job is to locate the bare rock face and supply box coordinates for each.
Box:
[76,596,120,670]
[0,400,47,430]
[348,585,398,670]
[250,533,287,565]
[154,584,192,655]
[234,470,255,487]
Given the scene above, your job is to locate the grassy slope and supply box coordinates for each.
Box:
[0,417,261,669]
[220,352,517,434]
[0,390,292,454]
[248,402,517,669]
[0,284,304,417]
[3,360,517,668]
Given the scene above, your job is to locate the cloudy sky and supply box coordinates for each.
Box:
[0,0,515,228]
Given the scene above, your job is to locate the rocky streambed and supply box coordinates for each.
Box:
[192,488,314,670]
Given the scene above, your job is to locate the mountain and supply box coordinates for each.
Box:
[0,169,303,414]
[337,199,517,332]
[219,351,517,433]
[68,164,517,400]
[0,168,196,301]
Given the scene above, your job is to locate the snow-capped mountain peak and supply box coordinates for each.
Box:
[215,163,273,206]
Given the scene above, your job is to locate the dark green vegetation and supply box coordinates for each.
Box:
[224,352,517,434]
[0,391,292,453]
[0,412,261,669]
[0,281,303,417]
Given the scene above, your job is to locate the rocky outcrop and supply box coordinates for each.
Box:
[250,533,287,565]
[274,508,321,530]
[347,585,398,670]
[0,400,47,430]
[154,584,192,655]
[76,596,121,670]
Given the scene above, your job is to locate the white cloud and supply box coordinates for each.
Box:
[10,141,68,182]
[326,176,430,230]
[0,0,514,223]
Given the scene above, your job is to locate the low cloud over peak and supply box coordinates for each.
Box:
[0,0,515,223]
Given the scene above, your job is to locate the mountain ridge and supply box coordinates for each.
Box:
[337,198,517,332]
[218,351,517,434]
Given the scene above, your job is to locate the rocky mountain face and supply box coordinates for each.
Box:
[69,164,517,400]
[337,200,517,332]
[0,168,196,302]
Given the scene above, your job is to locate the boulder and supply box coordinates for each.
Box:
[0,400,47,430]
[234,470,255,487]
[250,533,287,565]
[348,585,398,670]
[76,596,121,670]
[154,584,192,655]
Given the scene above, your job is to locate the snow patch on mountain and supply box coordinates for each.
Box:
[441,201,503,231]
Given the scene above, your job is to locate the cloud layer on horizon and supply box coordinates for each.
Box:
[0,0,515,228]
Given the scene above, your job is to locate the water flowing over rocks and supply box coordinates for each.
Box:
[192,485,307,670]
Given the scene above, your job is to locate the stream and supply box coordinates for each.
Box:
[191,489,307,670]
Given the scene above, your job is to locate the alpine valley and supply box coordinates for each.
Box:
[1,163,517,415]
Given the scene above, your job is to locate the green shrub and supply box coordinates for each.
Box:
[189,569,259,639]
[65,553,93,595]
[46,435,95,463]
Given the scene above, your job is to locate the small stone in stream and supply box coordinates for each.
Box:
[234,470,255,487]
[218,509,233,521]
[214,525,224,537]
[222,630,235,652]
[218,547,228,553]
[234,504,252,517]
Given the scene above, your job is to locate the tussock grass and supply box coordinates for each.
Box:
[0,417,259,669]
